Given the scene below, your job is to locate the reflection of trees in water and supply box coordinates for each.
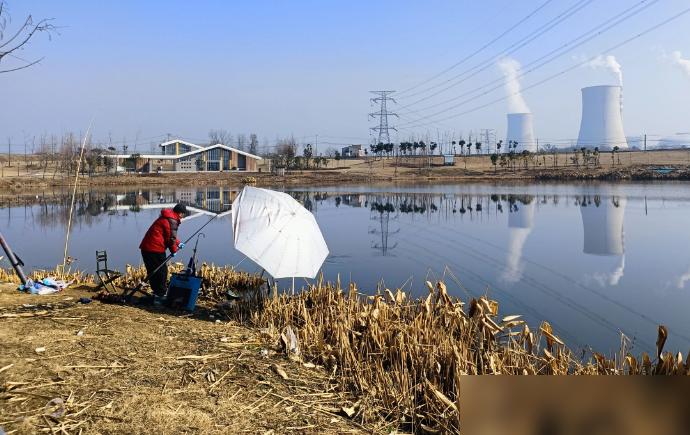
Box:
[288,191,330,213]
[35,191,125,229]
[6,188,632,231]
[575,195,622,208]
[367,193,441,217]
[362,193,538,220]
[506,194,534,213]
[2,190,135,230]
[5,187,251,230]
[370,202,395,213]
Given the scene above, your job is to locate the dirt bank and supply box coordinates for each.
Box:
[1,263,686,434]
[0,285,372,434]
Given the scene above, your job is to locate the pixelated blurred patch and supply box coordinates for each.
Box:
[459,376,690,435]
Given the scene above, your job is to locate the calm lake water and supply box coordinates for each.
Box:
[2,182,690,354]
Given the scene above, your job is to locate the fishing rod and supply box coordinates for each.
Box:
[126,213,220,296]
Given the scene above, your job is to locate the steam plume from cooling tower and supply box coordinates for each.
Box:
[670,51,690,77]
[587,55,623,86]
[497,57,530,113]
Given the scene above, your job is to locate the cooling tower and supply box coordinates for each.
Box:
[576,85,628,150]
[506,113,536,152]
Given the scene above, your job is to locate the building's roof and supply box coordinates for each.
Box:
[159,139,204,150]
[205,143,263,160]
[106,143,263,160]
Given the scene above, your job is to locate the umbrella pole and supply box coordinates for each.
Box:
[292,277,295,295]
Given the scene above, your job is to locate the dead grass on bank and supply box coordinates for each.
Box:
[0,271,372,434]
[0,267,93,287]
[2,265,689,434]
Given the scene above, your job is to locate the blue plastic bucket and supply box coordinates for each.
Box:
[167,273,203,311]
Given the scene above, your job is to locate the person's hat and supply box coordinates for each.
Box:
[173,203,188,216]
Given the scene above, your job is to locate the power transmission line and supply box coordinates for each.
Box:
[400,1,684,130]
[398,0,594,105]
[398,0,658,125]
[401,0,657,121]
[369,91,398,144]
[396,0,555,97]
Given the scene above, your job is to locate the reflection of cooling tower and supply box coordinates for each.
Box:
[576,86,628,150]
[580,197,626,255]
[508,200,535,229]
[503,200,536,283]
[506,113,536,152]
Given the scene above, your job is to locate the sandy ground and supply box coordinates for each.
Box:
[2,149,690,193]
[0,284,376,434]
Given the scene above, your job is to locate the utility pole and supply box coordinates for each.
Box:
[7,138,11,168]
[369,91,398,146]
[315,134,319,156]
[643,134,647,152]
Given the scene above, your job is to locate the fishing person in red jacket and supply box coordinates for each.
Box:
[139,203,188,301]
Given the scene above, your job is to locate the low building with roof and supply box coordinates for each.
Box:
[105,139,263,173]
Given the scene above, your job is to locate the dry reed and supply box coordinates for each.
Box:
[0,266,92,286]
[252,279,690,433]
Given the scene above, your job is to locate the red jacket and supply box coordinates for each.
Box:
[139,209,182,254]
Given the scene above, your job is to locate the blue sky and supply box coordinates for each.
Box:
[1,0,690,152]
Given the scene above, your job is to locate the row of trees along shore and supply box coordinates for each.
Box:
[0,131,627,177]
[266,135,628,172]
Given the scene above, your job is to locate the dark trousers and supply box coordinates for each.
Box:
[141,250,168,296]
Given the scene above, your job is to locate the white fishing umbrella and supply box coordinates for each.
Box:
[231,186,329,279]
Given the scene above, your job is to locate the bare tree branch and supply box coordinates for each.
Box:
[0,2,57,74]
[0,15,34,50]
[0,55,41,73]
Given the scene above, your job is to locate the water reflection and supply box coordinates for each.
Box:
[503,196,535,284]
[578,193,626,286]
[116,188,237,216]
[5,183,690,353]
[2,188,239,227]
